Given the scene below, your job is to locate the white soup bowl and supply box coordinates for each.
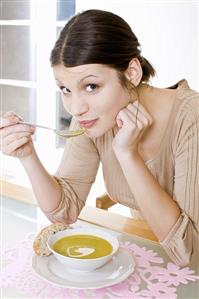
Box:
[47,227,119,272]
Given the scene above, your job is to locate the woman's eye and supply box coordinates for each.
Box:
[86,84,98,92]
[60,86,71,95]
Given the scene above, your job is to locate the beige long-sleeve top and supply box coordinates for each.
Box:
[46,79,199,266]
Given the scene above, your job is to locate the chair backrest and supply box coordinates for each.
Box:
[96,194,116,210]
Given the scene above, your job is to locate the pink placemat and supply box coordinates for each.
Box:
[1,232,199,299]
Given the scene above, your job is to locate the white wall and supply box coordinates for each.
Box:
[76,0,199,90]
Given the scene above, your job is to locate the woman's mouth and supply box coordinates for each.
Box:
[79,119,98,129]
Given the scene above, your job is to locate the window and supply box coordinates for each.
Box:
[0,0,75,184]
[1,0,75,148]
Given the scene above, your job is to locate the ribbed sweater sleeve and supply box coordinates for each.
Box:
[44,119,100,224]
[160,98,199,266]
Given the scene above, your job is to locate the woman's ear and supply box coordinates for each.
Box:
[125,58,143,86]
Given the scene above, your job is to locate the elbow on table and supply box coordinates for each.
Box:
[162,241,195,267]
[174,253,192,268]
[160,212,198,267]
[43,201,82,225]
[45,212,76,225]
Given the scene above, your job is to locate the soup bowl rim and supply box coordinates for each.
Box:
[47,227,119,262]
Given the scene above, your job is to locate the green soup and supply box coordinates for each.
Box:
[53,234,113,259]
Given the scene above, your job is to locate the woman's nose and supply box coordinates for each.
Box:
[70,97,89,116]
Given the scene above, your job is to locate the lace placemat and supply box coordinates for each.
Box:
[1,232,199,299]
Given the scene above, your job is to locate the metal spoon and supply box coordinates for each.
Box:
[19,121,86,138]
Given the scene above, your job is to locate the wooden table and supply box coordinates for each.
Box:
[0,179,157,242]
[2,179,199,299]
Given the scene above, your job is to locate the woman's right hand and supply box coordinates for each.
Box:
[0,111,36,159]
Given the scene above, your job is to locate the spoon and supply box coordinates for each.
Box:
[19,121,86,138]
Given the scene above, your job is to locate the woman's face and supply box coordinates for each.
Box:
[53,64,131,137]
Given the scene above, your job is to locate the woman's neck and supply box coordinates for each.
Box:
[137,82,177,119]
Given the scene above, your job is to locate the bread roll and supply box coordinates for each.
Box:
[33,223,69,256]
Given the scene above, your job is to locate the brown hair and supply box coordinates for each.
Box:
[50,9,155,85]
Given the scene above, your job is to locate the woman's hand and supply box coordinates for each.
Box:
[0,111,36,159]
[112,100,153,158]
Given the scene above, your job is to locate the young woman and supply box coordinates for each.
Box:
[1,9,198,266]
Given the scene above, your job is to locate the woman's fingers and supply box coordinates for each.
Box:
[2,131,33,147]
[3,111,23,120]
[0,111,35,157]
[0,115,19,128]
[0,111,35,159]
[2,135,32,156]
[1,123,35,138]
[117,101,152,130]
[120,109,145,132]
[127,101,153,126]
[0,111,23,129]
[124,107,146,128]
[116,109,138,130]
[113,101,153,154]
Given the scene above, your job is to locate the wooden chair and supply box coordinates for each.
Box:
[96,193,116,210]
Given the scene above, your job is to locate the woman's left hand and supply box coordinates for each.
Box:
[112,100,153,158]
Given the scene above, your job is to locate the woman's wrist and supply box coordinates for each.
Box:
[113,147,141,164]
[19,148,38,168]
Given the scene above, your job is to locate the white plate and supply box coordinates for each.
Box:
[32,247,135,289]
